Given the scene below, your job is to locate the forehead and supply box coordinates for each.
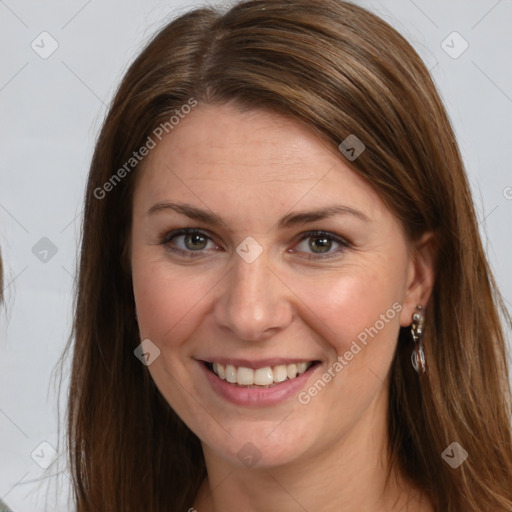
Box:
[133,103,386,219]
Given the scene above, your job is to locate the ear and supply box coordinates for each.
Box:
[399,231,437,327]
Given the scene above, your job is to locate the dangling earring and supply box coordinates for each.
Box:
[411,304,426,374]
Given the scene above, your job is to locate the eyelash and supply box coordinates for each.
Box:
[160,228,351,260]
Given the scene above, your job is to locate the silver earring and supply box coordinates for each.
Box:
[411,305,426,374]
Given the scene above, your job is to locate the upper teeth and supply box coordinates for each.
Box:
[212,362,313,386]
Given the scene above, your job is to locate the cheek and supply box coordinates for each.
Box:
[131,254,215,348]
[131,257,217,412]
[290,267,404,431]
[292,263,404,367]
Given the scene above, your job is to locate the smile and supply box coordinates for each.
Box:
[198,357,322,406]
[206,361,315,387]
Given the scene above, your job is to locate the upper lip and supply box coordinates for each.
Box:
[198,357,319,369]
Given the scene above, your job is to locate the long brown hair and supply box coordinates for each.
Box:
[66,0,512,510]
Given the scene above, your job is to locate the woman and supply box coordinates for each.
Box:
[66,0,512,510]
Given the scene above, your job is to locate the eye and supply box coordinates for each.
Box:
[292,230,350,259]
[161,228,218,256]
[160,228,350,260]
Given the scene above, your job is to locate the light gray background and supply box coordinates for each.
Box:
[1,0,511,510]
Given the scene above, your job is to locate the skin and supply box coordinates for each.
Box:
[130,102,436,512]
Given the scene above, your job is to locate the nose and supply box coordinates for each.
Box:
[213,250,294,342]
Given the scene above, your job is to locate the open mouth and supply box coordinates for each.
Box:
[202,360,321,388]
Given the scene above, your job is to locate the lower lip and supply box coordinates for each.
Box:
[199,361,321,407]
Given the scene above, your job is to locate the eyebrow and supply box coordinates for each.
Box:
[146,201,370,229]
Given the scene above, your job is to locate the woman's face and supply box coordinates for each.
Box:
[131,103,432,470]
